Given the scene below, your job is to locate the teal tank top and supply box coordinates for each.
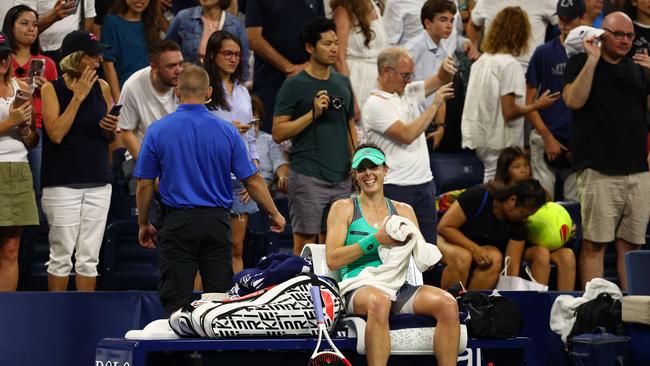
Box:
[341,196,397,280]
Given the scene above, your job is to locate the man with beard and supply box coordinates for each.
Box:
[117,40,184,194]
[272,17,357,255]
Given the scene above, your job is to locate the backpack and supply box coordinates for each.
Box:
[169,274,344,338]
[568,292,624,345]
[457,291,522,339]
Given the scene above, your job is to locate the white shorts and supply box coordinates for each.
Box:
[42,184,112,277]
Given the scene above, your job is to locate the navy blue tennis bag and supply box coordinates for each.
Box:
[570,327,630,366]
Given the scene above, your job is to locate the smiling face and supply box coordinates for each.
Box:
[353,161,388,194]
[12,10,38,48]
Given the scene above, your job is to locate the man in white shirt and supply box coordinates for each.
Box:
[118,40,184,194]
[362,47,454,245]
[16,0,95,60]
[467,0,557,69]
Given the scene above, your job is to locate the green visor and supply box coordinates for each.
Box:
[351,147,386,170]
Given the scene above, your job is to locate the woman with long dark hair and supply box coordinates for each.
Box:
[204,30,259,274]
[330,0,388,118]
[0,32,37,291]
[101,0,162,101]
[326,143,461,366]
[3,5,58,194]
[166,0,249,77]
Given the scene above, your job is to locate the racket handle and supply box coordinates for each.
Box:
[310,285,325,323]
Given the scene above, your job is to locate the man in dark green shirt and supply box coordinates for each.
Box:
[273,17,357,255]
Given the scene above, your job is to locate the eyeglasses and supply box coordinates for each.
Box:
[219,51,241,60]
[387,67,414,82]
[603,28,635,41]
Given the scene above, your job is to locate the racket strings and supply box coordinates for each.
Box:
[308,353,349,366]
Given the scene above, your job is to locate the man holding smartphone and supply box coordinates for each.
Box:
[525,0,585,201]
[117,40,183,195]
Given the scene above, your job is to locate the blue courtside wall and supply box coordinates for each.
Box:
[0,292,164,366]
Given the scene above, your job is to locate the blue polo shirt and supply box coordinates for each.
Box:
[526,37,572,144]
[134,104,257,209]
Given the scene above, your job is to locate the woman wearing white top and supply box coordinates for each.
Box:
[204,30,259,274]
[461,6,559,182]
[331,0,389,122]
[0,32,37,291]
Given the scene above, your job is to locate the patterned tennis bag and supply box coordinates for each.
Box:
[169,274,344,338]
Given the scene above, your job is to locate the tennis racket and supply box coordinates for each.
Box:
[308,279,352,366]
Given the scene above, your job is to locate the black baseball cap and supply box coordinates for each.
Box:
[0,32,13,54]
[557,0,586,20]
[60,29,110,58]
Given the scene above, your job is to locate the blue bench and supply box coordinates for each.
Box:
[95,337,357,366]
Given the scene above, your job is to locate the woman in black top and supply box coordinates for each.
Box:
[40,30,117,292]
[437,179,546,290]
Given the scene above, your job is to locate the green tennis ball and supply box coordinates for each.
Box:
[526,202,573,250]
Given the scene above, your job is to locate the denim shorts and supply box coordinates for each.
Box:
[231,178,259,215]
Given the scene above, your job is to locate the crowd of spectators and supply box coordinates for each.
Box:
[0,0,648,307]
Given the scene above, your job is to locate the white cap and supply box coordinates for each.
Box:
[565,25,605,57]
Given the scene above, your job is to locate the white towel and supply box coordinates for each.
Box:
[339,215,442,299]
[549,278,623,343]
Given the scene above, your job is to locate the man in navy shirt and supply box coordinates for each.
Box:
[525,0,585,201]
[246,0,324,132]
[134,65,285,314]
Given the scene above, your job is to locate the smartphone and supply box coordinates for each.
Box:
[13,89,32,108]
[28,59,45,78]
[27,59,45,86]
[109,104,123,116]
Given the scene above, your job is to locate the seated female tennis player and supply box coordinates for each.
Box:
[325,144,460,366]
